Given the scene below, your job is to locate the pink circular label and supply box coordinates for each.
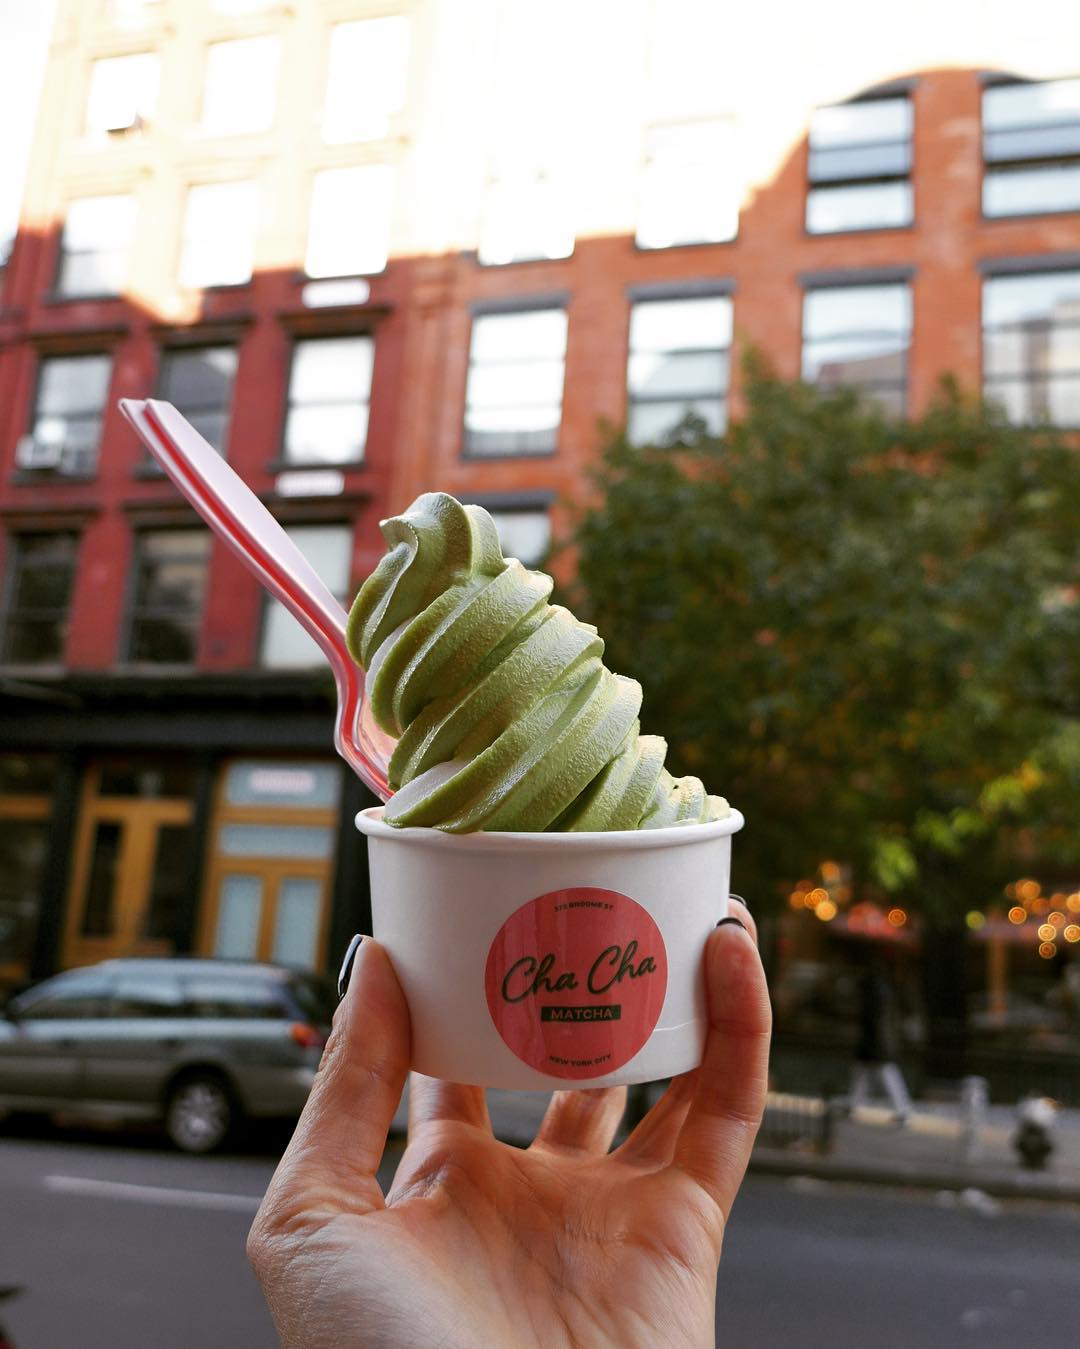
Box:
[484,887,668,1080]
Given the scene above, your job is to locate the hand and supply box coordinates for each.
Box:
[248,912,771,1349]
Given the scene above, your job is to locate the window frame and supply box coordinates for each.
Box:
[122,527,213,668]
[980,265,1080,428]
[54,194,137,300]
[981,76,1080,222]
[21,350,115,479]
[0,531,80,667]
[199,34,280,138]
[142,343,240,474]
[278,333,376,469]
[461,303,569,460]
[178,180,258,291]
[800,277,913,416]
[625,291,734,446]
[805,93,915,237]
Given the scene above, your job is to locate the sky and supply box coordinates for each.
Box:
[0,0,57,246]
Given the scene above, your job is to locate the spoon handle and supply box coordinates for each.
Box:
[118,397,392,801]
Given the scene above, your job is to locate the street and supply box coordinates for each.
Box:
[3,1124,1080,1349]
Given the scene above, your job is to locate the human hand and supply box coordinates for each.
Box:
[248,910,771,1348]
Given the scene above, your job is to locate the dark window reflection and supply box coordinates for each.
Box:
[147,345,238,471]
[0,818,49,969]
[143,823,194,942]
[125,529,211,664]
[82,821,122,937]
[1,533,78,665]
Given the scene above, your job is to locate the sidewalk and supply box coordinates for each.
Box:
[391,1083,1080,1203]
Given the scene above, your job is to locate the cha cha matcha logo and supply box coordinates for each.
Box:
[484,887,668,1079]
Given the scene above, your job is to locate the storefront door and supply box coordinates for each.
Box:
[199,759,341,972]
[62,759,195,969]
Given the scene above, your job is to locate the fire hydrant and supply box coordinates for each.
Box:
[1013,1095,1058,1170]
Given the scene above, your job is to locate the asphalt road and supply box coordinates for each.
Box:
[3,1122,1080,1349]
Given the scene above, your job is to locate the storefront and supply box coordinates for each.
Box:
[0,673,375,994]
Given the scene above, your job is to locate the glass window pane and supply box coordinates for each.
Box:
[464,407,561,456]
[469,310,568,363]
[86,52,159,134]
[157,347,237,454]
[983,78,1080,131]
[141,823,192,943]
[985,124,1080,163]
[803,285,911,341]
[224,760,342,809]
[283,404,369,464]
[0,818,49,970]
[628,297,733,352]
[0,754,58,795]
[111,975,184,1017]
[180,182,256,288]
[183,974,285,1018]
[261,527,352,668]
[478,177,574,266]
[323,16,410,143]
[98,757,193,797]
[306,165,394,277]
[983,271,1080,327]
[219,824,335,859]
[466,358,567,410]
[81,821,122,937]
[63,195,136,250]
[628,398,726,444]
[809,97,912,147]
[272,876,321,968]
[201,37,279,135]
[37,355,112,415]
[127,530,210,665]
[17,974,111,1020]
[486,510,551,567]
[808,142,911,182]
[289,336,374,402]
[57,251,128,298]
[807,182,913,233]
[213,874,262,959]
[983,164,1080,218]
[628,350,729,399]
[636,121,738,249]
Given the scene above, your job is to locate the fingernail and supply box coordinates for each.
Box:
[716,916,748,933]
[337,934,364,1000]
[729,893,749,910]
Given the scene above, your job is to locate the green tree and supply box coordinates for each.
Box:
[569,362,1080,1057]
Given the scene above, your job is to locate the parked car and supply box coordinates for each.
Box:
[0,958,334,1153]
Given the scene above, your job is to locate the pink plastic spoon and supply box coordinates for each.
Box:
[118,398,394,801]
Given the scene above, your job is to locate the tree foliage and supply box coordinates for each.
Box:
[569,361,1080,924]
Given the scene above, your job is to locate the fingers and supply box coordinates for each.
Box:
[408,1072,492,1135]
[667,919,772,1219]
[727,894,758,945]
[615,1071,698,1168]
[252,937,410,1232]
[532,1085,628,1156]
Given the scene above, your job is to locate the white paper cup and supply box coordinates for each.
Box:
[355,805,745,1090]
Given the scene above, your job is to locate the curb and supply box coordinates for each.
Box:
[749,1147,1080,1203]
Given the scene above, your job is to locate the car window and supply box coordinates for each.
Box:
[182,975,288,1019]
[15,974,112,1020]
[286,973,336,1025]
[110,974,185,1018]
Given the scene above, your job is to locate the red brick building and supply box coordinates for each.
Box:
[2,0,1079,1000]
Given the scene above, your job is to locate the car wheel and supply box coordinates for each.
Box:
[165,1075,235,1154]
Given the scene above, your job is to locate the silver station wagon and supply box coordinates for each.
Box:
[0,958,334,1152]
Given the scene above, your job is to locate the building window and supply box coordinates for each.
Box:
[126,530,211,665]
[626,295,732,445]
[201,36,279,136]
[305,166,394,278]
[983,270,1080,426]
[0,754,57,985]
[478,155,573,265]
[323,16,410,144]
[1,534,78,665]
[806,97,913,234]
[983,79,1080,218]
[486,509,551,568]
[636,121,738,250]
[261,524,352,667]
[156,346,238,456]
[283,336,374,465]
[464,309,567,457]
[85,52,159,135]
[179,181,257,289]
[57,195,136,297]
[802,282,912,415]
[18,353,112,476]
[110,0,163,23]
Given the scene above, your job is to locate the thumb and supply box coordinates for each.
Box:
[253,936,410,1232]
